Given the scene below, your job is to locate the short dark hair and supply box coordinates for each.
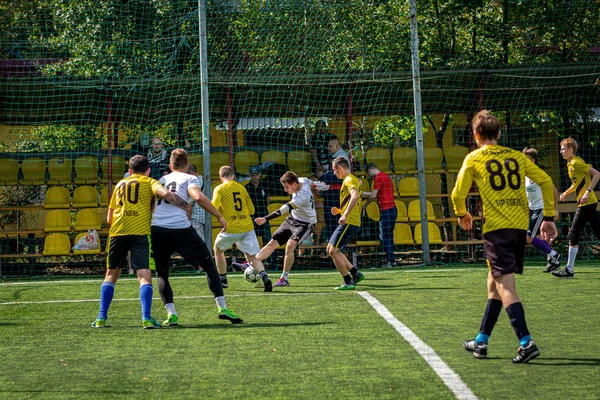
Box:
[332,156,350,170]
[219,165,234,178]
[522,147,539,163]
[280,171,299,185]
[170,148,189,170]
[367,163,378,171]
[472,110,500,141]
[187,164,198,174]
[129,155,149,174]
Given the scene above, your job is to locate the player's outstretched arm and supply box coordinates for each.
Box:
[189,187,227,229]
[157,188,188,208]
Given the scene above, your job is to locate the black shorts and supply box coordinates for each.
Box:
[272,216,315,246]
[329,223,360,251]
[483,229,527,277]
[107,235,152,271]
[151,226,214,272]
[527,208,544,238]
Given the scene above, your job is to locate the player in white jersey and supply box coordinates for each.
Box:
[231,171,325,286]
[151,149,242,326]
[522,148,560,272]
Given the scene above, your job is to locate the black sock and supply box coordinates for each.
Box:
[260,270,269,281]
[505,302,530,340]
[349,267,358,277]
[479,299,503,336]
[343,274,352,285]
[220,273,227,279]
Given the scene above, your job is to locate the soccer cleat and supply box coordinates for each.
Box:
[274,278,290,287]
[335,282,356,290]
[383,261,398,268]
[218,307,243,324]
[231,262,247,272]
[142,318,162,329]
[91,318,107,328]
[543,253,561,273]
[353,271,365,285]
[263,277,273,292]
[512,340,540,363]
[551,268,574,279]
[162,314,179,326]
[463,339,488,359]
[220,275,229,288]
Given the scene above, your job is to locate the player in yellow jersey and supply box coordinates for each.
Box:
[91,155,188,329]
[212,166,273,292]
[552,137,600,278]
[327,157,365,290]
[452,110,557,363]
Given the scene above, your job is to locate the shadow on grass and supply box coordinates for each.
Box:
[167,321,334,330]
[531,357,600,366]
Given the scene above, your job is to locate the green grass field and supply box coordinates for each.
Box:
[1,263,599,399]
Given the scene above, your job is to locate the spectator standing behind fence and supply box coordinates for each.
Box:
[245,165,275,269]
[452,110,557,363]
[327,138,350,168]
[90,155,188,329]
[186,164,206,242]
[362,163,398,267]
[521,147,561,273]
[147,137,170,179]
[310,118,338,177]
[552,137,600,279]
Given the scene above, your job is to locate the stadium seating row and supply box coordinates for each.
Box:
[42,232,101,256]
[356,222,443,246]
[44,209,103,233]
[45,186,109,209]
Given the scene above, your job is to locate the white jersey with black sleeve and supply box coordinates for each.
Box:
[525,176,544,210]
[290,177,317,224]
[152,171,200,229]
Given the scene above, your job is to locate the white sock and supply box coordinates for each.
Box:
[215,296,226,309]
[548,249,557,258]
[282,271,289,280]
[165,303,177,316]
[566,246,578,272]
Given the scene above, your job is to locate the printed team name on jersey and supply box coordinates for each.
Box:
[480,147,512,156]
[494,198,522,207]
[124,210,139,216]
[229,215,248,221]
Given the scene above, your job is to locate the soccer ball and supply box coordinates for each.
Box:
[244,266,260,283]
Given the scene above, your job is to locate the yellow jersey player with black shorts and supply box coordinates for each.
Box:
[212,165,272,292]
[91,155,187,329]
[327,156,365,290]
[552,137,600,278]
[452,110,557,364]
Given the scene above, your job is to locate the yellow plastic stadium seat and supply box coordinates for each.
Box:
[210,152,231,179]
[21,158,47,185]
[74,156,99,184]
[47,157,73,185]
[392,147,417,175]
[397,177,419,197]
[44,186,71,209]
[364,202,380,222]
[359,177,370,193]
[234,150,259,175]
[394,199,409,222]
[407,200,436,222]
[444,145,469,173]
[72,232,101,255]
[394,223,414,245]
[414,222,443,245]
[187,152,203,171]
[366,147,392,174]
[267,203,287,226]
[43,233,71,256]
[100,186,110,206]
[44,210,71,232]
[72,186,99,208]
[74,208,102,231]
[287,150,312,176]
[0,158,20,185]
[423,147,445,174]
[260,150,286,166]
[101,155,127,184]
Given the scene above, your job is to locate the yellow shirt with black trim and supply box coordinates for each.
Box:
[212,180,255,234]
[340,173,362,227]
[109,174,164,236]
[451,144,554,234]
[567,156,598,207]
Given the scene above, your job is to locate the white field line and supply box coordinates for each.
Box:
[358,291,478,400]
[0,268,479,287]
[0,291,338,306]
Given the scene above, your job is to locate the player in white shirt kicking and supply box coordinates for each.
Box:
[232,171,325,286]
[151,148,242,326]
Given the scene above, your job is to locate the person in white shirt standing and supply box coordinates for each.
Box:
[231,171,322,287]
[522,147,561,272]
[151,148,242,326]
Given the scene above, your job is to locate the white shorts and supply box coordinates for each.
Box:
[214,230,261,256]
